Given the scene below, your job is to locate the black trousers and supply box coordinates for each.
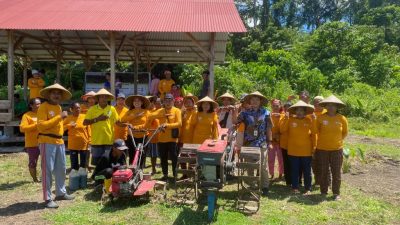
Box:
[158,142,178,177]
[126,136,145,168]
[281,149,291,186]
[70,150,88,170]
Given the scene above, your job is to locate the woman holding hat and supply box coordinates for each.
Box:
[114,93,129,141]
[121,95,150,167]
[269,99,284,180]
[84,88,119,166]
[28,69,45,99]
[217,92,238,129]
[37,83,74,208]
[192,96,219,144]
[280,100,317,194]
[20,98,41,182]
[315,95,348,201]
[236,91,273,195]
[80,91,97,114]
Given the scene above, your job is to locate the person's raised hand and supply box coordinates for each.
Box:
[61,111,68,119]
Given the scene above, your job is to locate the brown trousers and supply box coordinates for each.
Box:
[315,149,343,195]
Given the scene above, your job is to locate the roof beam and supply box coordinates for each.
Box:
[95,32,110,50]
[185,32,212,59]
[14,31,86,57]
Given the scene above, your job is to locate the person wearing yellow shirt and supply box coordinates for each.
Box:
[20,98,41,183]
[121,95,150,167]
[192,96,219,144]
[280,100,316,195]
[114,93,129,141]
[158,70,175,99]
[28,69,46,99]
[83,89,120,166]
[37,83,74,208]
[146,96,160,175]
[279,101,293,186]
[64,102,90,171]
[269,99,284,180]
[80,91,97,114]
[311,95,327,186]
[315,95,348,201]
[177,94,198,179]
[147,93,182,182]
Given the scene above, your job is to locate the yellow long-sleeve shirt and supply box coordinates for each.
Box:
[180,109,197,144]
[28,77,45,99]
[121,108,149,139]
[158,79,175,99]
[148,109,160,143]
[192,111,219,144]
[37,102,64,145]
[85,104,119,145]
[64,114,90,150]
[148,107,181,143]
[271,112,284,144]
[280,116,317,157]
[316,114,348,150]
[20,111,39,148]
[114,106,129,140]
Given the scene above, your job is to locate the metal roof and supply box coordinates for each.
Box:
[0,0,246,32]
[0,0,245,64]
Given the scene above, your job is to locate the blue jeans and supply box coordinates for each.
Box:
[288,155,312,191]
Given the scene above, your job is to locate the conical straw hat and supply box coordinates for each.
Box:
[217,92,237,103]
[40,83,72,101]
[183,93,199,103]
[244,91,268,105]
[288,100,315,115]
[94,88,114,100]
[196,96,218,109]
[319,95,345,108]
[125,95,150,109]
[81,91,96,101]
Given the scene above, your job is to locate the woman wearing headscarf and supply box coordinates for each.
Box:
[315,95,348,201]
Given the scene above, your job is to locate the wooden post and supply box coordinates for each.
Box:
[56,47,61,83]
[7,30,14,118]
[208,32,216,98]
[134,48,139,94]
[23,58,28,101]
[109,32,116,97]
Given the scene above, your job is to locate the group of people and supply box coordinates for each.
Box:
[19,69,348,208]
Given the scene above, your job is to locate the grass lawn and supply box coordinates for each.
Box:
[1,153,399,225]
[348,117,400,139]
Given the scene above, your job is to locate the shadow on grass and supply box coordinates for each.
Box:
[0,180,31,191]
[0,202,44,216]
[100,197,151,213]
[268,182,332,205]
[171,206,209,225]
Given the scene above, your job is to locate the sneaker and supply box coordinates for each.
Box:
[262,188,269,196]
[55,194,75,201]
[334,195,341,201]
[46,200,59,208]
[292,189,300,194]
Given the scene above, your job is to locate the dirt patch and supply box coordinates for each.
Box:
[347,134,400,148]
[343,152,400,205]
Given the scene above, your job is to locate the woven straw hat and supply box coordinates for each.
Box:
[125,95,150,109]
[196,96,218,109]
[40,83,72,101]
[319,95,345,108]
[81,91,96,101]
[244,91,268,105]
[183,93,199,103]
[288,100,315,115]
[94,88,114,100]
[217,92,237,103]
